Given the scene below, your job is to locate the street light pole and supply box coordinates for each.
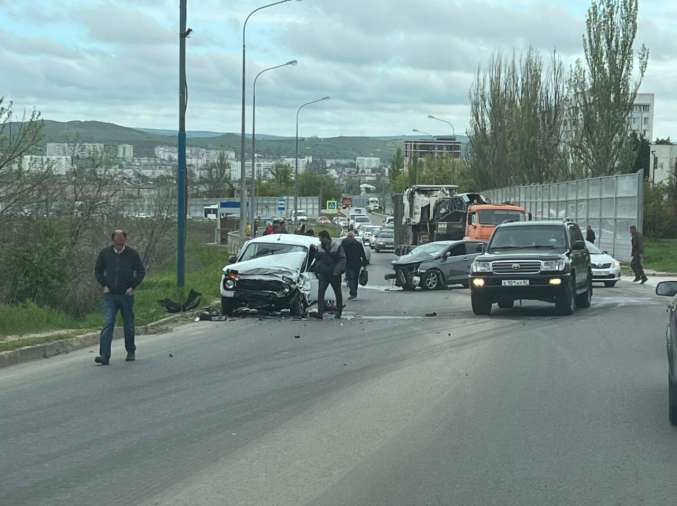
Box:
[177,0,188,290]
[250,59,298,232]
[294,96,330,219]
[239,0,297,237]
[427,114,456,139]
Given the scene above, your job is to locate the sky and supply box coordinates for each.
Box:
[1,0,676,139]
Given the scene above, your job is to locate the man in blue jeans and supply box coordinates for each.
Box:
[94,230,146,365]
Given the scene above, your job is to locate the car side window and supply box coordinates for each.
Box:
[451,244,466,256]
[469,213,477,225]
[473,242,485,253]
[568,225,584,247]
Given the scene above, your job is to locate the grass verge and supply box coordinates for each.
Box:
[0,240,228,347]
[643,238,677,273]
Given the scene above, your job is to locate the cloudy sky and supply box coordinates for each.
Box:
[1,0,675,139]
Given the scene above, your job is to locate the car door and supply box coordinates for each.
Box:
[440,243,468,281]
[568,224,588,288]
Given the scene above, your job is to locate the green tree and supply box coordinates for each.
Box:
[566,0,649,177]
[390,147,404,183]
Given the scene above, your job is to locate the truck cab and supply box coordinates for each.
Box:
[465,204,528,241]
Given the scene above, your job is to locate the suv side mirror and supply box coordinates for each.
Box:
[572,240,585,250]
[656,281,677,297]
[228,255,237,264]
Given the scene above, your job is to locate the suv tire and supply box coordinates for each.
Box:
[290,294,306,317]
[575,275,592,308]
[555,282,575,315]
[670,375,677,427]
[471,293,492,315]
[221,297,235,317]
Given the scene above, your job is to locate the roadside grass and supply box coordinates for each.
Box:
[0,240,229,345]
[643,238,677,273]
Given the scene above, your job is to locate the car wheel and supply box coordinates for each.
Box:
[471,293,492,315]
[498,299,514,309]
[670,375,677,427]
[375,248,380,253]
[290,293,306,317]
[604,281,617,288]
[221,297,235,316]
[422,270,443,290]
[555,281,575,315]
[575,275,592,308]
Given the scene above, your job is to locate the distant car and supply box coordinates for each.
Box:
[318,216,331,225]
[586,241,621,287]
[657,281,677,425]
[360,225,381,247]
[351,215,371,229]
[388,240,486,291]
[219,234,335,317]
[373,229,395,252]
[289,211,309,224]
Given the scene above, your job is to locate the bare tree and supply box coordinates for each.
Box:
[201,151,233,198]
[566,0,649,177]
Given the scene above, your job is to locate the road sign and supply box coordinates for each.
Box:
[326,200,337,210]
[277,199,286,213]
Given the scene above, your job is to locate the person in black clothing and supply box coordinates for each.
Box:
[310,230,346,319]
[586,225,596,244]
[94,230,146,365]
[630,225,648,284]
[341,230,368,300]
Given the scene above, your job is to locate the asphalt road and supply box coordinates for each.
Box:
[1,249,676,506]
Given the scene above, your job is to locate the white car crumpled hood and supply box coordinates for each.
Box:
[223,251,312,294]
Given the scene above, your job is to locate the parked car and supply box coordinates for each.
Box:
[469,220,592,316]
[387,240,486,290]
[657,281,677,425]
[351,215,371,229]
[373,229,395,252]
[318,216,331,225]
[219,234,335,316]
[586,241,621,287]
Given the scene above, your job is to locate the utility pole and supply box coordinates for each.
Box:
[177,0,188,290]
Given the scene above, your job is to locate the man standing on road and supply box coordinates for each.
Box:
[341,230,367,300]
[311,230,346,320]
[630,225,648,284]
[586,225,596,244]
[94,230,146,365]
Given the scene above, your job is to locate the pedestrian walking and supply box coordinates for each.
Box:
[341,231,368,300]
[94,230,146,365]
[310,230,346,319]
[263,222,273,235]
[295,223,307,235]
[586,225,596,244]
[630,225,648,284]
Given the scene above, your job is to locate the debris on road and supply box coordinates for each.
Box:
[425,312,438,317]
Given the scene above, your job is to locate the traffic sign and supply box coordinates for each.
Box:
[277,199,286,213]
[326,200,337,210]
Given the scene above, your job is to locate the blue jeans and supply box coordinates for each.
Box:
[345,268,360,297]
[99,294,135,358]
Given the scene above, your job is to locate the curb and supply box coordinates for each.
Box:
[0,313,191,369]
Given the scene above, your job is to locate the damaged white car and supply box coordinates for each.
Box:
[219,234,335,317]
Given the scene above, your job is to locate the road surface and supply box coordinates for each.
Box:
[1,248,675,505]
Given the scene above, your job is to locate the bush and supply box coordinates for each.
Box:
[644,182,677,239]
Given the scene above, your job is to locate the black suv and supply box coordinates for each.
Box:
[469,221,592,315]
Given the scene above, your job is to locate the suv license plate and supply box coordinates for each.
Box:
[502,280,529,287]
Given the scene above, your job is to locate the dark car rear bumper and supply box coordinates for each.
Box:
[470,273,573,302]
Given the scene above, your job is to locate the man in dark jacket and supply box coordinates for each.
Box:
[630,225,648,284]
[341,230,368,300]
[311,230,346,319]
[586,225,596,244]
[94,229,146,365]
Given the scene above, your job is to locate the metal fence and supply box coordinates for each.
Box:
[188,196,320,219]
[483,171,644,262]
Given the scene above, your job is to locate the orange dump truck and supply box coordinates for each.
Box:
[465,203,528,241]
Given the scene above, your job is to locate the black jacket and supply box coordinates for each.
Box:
[631,232,644,258]
[312,240,346,278]
[586,229,596,243]
[341,237,367,271]
[95,246,146,295]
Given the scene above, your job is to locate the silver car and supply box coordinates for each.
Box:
[586,241,621,287]
[373,229,395,252]
[388,240,486,290]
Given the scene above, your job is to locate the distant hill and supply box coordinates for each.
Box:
[17,119,467,160]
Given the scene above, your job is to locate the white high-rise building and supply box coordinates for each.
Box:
[630,93,654,141]
[117,144,134,160]
[650,143,677,185]
[356,157,381,170]
[46,142,104,158]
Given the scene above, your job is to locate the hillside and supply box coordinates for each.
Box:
[15,119,466,160]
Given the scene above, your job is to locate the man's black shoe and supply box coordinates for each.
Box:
[125,352,136,362]
[95,356,110,365]
[348,295,356,300]
[633,278,640,282]
[640,277,648,284]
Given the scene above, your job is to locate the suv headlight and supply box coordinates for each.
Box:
[541,259,567,271]
[472,261,492,273]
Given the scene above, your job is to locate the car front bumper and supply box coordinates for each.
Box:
[591,268,621,281]
[470,273,574,302]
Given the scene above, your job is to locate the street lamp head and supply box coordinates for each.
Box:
[287,59,298,66]
[322,96,331,101]
[427,114,436,119]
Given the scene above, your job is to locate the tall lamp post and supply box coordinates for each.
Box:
[239,0,298,236]
[250,59,298,231]
[294,96,330,218]
[427,114,456,139]
[412,128,435,137]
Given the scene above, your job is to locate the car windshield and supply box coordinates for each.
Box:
[489,226,567,252]
[586,241,603,254]
[355,217,370,222]
[239,242,308,262]
[377,231,394,238]
[410,242,453,256]
[478,210,526,225]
